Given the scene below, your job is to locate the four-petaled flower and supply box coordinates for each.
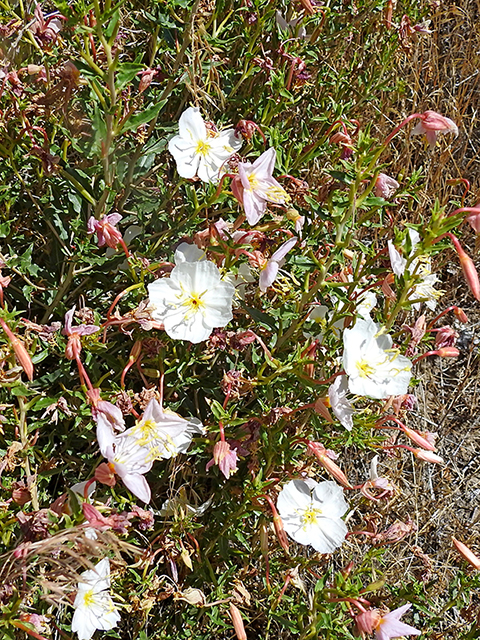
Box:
[148,255,235,343]
[231,147,289,225]
[71,558,120,640]
[168,107,242,183]
[276,478,348,553]
[343,317,413,399]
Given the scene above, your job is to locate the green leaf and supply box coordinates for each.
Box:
[120,99,167,133]
[241,304,278,331]
[116,62,144,91]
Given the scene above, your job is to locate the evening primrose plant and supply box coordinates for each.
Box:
[0,0,478,638]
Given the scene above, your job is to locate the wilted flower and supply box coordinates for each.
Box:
[62,307,100,360]
[375,173,399,199]
[276,479,348,553]
[71,558,120,640]
[93,399,126,454]
[122,398,204,461]
[87,214,124,250]
[411,110,458,148]
[231,147,290,225]
[343,317,412,399]
[259,236,297,292]
[168,107,242,183]
[206,440,238,479]
[148,257,235,343]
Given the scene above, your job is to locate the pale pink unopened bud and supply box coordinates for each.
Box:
[413,449,444,464]
[0,319,34,380]
[402,425,436,451]
[450,235,480,301]
[453,306,468,323]
[307,441,351,488]
[452,537,480,570]
[94,461,117,486]
[229,603,247,640]
[435,346,460,358]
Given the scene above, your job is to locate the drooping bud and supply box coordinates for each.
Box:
[229,603,247,640]
[452,537,480,570]
[449,234,480,301]
[0,319,34,380]
[412,449,444,464]
[307,441,351,488]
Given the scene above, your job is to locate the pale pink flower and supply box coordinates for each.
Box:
[411,110,458,148]
[259,236,297,292]
[62,306,100,360]
[465,203,480,234]
[231,147,289,225]
[206,440,238,479]
[87,213,123,249]
[375,173,399,199]
[374,603,421,640]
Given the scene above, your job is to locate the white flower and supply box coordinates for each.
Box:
[122,398,204,461]
[343,317,413,399]
[168,107,242,183]
[71,558,120,640]
[103,437,153,504]
[388,230,442,309]
[356,290,377,319]
[148,257,235,343]
[277,479,348,553]
[328,375,355,431]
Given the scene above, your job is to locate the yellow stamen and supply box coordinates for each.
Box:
[83,589,95,606]
[196,140,211,156]
[302,506,322,527]
[357,359,375,378]
[247,173,259,189]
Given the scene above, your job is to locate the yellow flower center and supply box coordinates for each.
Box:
[302,506,322,527]
[247,173,260,189]
[357,359,375,378]
[134,418,158,446]
[196,140,211,156]
[83,589,95,607]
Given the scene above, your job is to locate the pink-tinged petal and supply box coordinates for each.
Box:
[87,217,96,234]
[425,129,438,148]
[259,261,279,292]
[243,188,266,225]
[121,472,151,503]
[238,160,253,191]
[421,110,458,134]
[62,307,75,335]
[76,324,101,336]
[178,106,206,142]
[251,147,277,178]
[410,122,426,136]
[271,236,297,262]
[105,213,122,225]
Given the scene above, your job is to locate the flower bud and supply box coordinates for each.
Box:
[452,537,480,570]
[94,462,117,486]
[401,425,436,451]
[413,449,444,464]
[229,603,247,640]
[435,346,460,358]
[453,306,468,323]
[355,609,382,636]
[0,319,34,381]
[307,441,351,488]
[451,235,480,301]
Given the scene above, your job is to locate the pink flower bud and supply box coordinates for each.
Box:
[452,537,480,570]
[0,319,34,381]
[413,449,444,464]
[229,603,247,640]
[453,306,468,323]
[435,346,460,358]
[401,425,436,451]
[450,234,480,301]
[307,441,351,488]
